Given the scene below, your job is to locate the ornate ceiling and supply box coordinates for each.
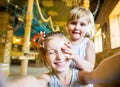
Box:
[0,0,101,27]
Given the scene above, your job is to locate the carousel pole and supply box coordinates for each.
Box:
[20,0,34,76]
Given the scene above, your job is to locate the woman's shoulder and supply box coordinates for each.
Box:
[38,73,51,84]
[38,73,51,82]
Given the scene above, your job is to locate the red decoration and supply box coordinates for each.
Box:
[32,32,45,47]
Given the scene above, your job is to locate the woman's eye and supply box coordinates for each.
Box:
[48,52,55,54]
[47,50,56,55]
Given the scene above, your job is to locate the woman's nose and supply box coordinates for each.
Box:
[56,51,65,60]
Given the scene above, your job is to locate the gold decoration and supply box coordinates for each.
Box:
[47,11,58,17]
[36,0,59,31]
[83,0,90,9]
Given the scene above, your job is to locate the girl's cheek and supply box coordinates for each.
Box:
[69,24,75,29]
[80,30,86,36]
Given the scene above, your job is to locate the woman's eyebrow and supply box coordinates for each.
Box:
[47,49,55,52]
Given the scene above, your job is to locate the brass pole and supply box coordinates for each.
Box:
[20,0,34,76]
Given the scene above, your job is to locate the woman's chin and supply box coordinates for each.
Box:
[55,64,69,72]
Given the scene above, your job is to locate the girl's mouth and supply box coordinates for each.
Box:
[54,61,66,66]
[72,31,80,34]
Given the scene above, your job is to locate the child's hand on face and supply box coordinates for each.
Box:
[62,42,77,60]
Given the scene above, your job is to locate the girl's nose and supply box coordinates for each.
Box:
[56,51,65,60]
[75,24,80,30]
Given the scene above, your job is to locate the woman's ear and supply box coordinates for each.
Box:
[45,55,49,64]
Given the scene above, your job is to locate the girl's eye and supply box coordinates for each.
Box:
[70,22,76,25]
[47,50,56,55]
[80,23,86,26]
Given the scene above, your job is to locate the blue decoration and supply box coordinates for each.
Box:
[14,17,52,39]
[13,4,53,39]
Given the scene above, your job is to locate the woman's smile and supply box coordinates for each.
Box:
[54,61,67,67]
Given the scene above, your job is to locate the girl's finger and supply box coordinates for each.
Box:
[64,42,72,48]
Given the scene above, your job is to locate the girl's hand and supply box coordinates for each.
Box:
[62,42,78,60]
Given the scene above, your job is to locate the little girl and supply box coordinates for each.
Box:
[62,6,96,71]
[61,6,96,87]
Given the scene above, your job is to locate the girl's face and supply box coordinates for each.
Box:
[67,16,89,41]
[45,38,71,72]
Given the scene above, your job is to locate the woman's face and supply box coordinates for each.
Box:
[45,38,71,73]
[67,16,89,41]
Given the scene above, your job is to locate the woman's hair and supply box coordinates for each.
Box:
[67,6,96,39]
[38,31,69,71]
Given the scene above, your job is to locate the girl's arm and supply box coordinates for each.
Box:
[62,40,95,71]
[0,71,7,87]
[74,40,95,71]
[84,40,95,70]
[78,52,120,84]
[8,74,50,87]
[8,76,40,87]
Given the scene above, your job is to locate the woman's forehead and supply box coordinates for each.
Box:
[46,38,65,48]
[48,38,65,44]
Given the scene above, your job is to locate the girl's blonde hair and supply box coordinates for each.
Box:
[38,31,69,71]
[67,6,96,39]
